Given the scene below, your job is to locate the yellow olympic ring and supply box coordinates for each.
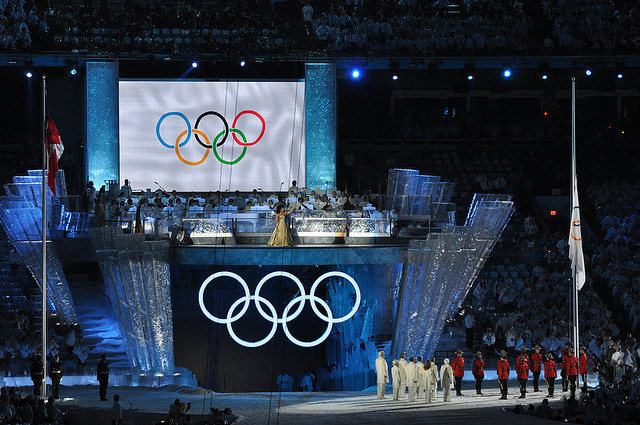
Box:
[571,220,581,241]
[175,129,210,166]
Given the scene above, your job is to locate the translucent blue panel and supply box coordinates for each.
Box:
[89,227,175,374]
[86,62,119,186]
[305,63,336,191]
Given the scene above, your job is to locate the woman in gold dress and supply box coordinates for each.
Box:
[267,202,296,246]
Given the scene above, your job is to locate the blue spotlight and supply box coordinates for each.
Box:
[70,68,77,76]
[191,61,198,68]
[617,73,623,79]
[503,69,511,78]
[240,60,246,67]
[25,71,32,78]
[392,74,398,81]
[351,69,360,79]
[585,69,592,76]
[542,74,548,80]
[467,74,474,80]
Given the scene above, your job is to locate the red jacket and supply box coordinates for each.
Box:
[565,355,579,376]
[579,353,588,374]
[472,359,484,377]
[516,353,530,367]
[497,358,510,380]
[531,353,543,373]
[451,357,465,378]
[544,360,557,379]
[517,358,529,380]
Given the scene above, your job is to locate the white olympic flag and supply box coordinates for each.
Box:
[119,80,306,192]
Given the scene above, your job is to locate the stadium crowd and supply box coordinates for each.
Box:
[1,0,638,54]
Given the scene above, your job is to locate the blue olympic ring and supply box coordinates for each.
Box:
[156,112,191,149]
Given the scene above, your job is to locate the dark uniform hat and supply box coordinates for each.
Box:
[520,345,527,352]
[500,350,508,357]
[456,349,463,354]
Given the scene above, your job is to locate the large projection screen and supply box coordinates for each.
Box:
[119,80,306,192]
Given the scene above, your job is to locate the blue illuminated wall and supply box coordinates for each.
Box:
[305,63,336,191]
[86,62,119,186]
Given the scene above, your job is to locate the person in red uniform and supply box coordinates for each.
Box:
[560,343,570,392]
[516,352,530,398]
[451,349,465,396]
[516,345,530,367]
[497,350,510,400]
[565,347,579,397]
[472,351,485,395]
[531,345,543,392]
[544,352,557,397]
[579,346,588,393]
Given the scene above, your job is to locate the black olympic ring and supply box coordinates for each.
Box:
[194,111,229,148]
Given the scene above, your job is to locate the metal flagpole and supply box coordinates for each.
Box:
[570,77,579,353]
[41,75,48,396]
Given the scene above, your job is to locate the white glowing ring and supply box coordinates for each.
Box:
[226,295,278,348]
[309,271,361,323]
[281,295,333,348]
[198,271,250,324]
[254,271,306,324]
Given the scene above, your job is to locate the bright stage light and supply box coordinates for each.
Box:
[503,69,511,78]
[542,74,548,80]
[191,61,198,68]
[617,73,623,79]
[240,60,246,67]
[585,69,592,76]
[351,69,360,79]
[467,74,474,80]
[25,71,33,78]
[70,68,77,76]
[392,74,398,80]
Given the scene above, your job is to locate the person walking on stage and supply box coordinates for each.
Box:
[544,353,557,397]
[440,359,454,402]
[50,355,63,399]
[398,352,407,399]
[97,354,110,401]
[497,350,510,400]
[531,345,543,392]
[405,357,418,402]
[579,346,589,393]
[472,351,485,395]
[517,351,530,398]
[565,348,579,397]
[391,360,401,400]
[375,351,389,399]
[451,349,465,396]
[30,354,44,396]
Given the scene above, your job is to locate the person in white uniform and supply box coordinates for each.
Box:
[423,360,434,403]
[405,357,418,402]
[441,358,454,402]
[375,351,389,399]
[415,356,425,399]
[398,352,407,398]
[430,357,439,399]
[391,360,401,400]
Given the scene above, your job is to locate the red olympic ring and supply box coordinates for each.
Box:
[232,110,265,146]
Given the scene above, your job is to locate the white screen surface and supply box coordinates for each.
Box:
[119,80,306,192]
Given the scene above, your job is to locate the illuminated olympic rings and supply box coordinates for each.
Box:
[198,271,361,348]
[156,110,265,165]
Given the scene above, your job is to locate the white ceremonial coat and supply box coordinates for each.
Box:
[375,357,389,384]
[430,363,439,398]
[416,361,425,398]
[398,358,408,396]
[440,364,454,402]
[423,367,433,403]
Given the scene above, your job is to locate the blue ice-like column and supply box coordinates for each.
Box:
[89,228,175,374]
[391,195,514,359]
[305,63,336,191]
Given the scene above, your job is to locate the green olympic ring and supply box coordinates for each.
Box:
[212,129,247,165]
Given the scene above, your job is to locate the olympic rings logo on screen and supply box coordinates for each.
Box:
[198,271,361,348]
[156,110,266,165]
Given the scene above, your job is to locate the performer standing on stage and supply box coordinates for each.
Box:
[451,349,465,396]
[429,357,439,400]
[267,203,296,247]
[398,352,407,399]
[544,353,557,397]
[565,348,579,397]
[440,359,454,402]
[472,351,485,395]
[97,354,110,401]
[391,360,401,400]
[375,351,389,399]
[423,361,434,403]
[405,357,418,402]
[561,343,571,392]
[50,355,63,399]
[497,350,510,400]
[579,346,589,393]
[415,356,425,399]
[517,352,530,398]
[531,345,543,392]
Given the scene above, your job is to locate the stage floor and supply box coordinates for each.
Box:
[17,381,563,424]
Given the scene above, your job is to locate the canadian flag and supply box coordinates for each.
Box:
[45,113,64,194]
